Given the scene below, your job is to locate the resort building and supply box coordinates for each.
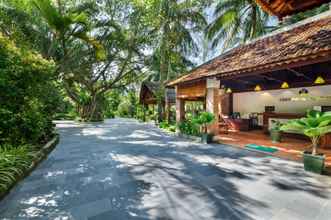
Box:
[167,8,331,164]
[139,81,176,121]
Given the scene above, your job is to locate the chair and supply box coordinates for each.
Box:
[219,115,230,134]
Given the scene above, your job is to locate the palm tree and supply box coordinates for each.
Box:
[146,0,206,122]
[207,0,271,49]
[33,0,105,61]
[153,0,206,82]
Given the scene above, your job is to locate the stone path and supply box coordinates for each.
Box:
[1,118,331,220]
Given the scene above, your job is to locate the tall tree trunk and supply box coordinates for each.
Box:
[78,94,105,122]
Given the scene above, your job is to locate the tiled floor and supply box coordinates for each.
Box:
[216,130,331,168]
[1,119,331,220]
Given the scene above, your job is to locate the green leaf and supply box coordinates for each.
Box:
[306,109,322,118]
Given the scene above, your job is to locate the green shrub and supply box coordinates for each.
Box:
[159,122,170,129]
[0,33,56,146]
[168,125,176,132]
[0,145,37,193]
[178,112,216,136]
[105,111,116,119]
[159,121,177,133]
[178,117,200,136]
[195,112,215,134]
[117,101,131,117]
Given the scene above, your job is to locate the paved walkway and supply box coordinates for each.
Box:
[1,118,331,220]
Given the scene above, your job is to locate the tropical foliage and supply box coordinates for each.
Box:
[159,122,177,133]
[133,0,206,121]
[32,0,147,121]
[178,119,201,137]
[0,33,57,146]
[207,0,271,49]
[281,110,331,155]
[0,146,37,193]
[195,112,215,134]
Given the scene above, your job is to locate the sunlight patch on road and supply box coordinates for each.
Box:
[82,128,106,136]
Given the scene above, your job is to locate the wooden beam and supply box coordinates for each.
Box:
[286,68,312,81]
[235,79,256,85]
[256,74,282,83]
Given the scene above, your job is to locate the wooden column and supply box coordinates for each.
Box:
[165,102,170,123]
[175,86,185,124]
[219,92,233,117]
[165,88,171,123]
[206,78,220,134]
[143,104,147,122]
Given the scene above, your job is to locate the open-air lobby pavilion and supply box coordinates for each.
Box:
[167,11,331,168]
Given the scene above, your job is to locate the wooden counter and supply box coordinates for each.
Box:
[263,112,304,133]
[263,112,331,149]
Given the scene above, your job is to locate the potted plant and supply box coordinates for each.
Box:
[195,112,215,144]
[270,120,283,143]
[280,110,331,174]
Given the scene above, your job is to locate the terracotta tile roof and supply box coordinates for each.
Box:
[142,81,160,95]
[255,0,330,19]
[167,14,331,87]
[139,81,176,104]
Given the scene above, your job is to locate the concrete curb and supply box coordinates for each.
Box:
[0,134,60,201]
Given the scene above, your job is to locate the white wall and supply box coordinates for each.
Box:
[233,85,331,115]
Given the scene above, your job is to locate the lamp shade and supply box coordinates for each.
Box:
[226,88,232,93]
[314,76,325,84]
[281,82,289,89]
[254,85,262,91]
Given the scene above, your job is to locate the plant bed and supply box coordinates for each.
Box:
[0,134,59,200]
[303,151,325,174]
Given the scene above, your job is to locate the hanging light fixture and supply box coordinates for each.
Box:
[281,82,289,89]
[226,88,232,93]
[254,85,262,91]
[314,76,326,84]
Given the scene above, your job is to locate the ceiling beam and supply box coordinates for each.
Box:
[256,74,283,83]
[286,68,312,81]
[235,79,256,85]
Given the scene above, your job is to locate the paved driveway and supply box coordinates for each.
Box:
[1,118,331,220]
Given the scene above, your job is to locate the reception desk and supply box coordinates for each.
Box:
[263,112,304,133]
[263,112,331,149]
